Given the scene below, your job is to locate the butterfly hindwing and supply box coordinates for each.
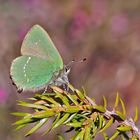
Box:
[10,56,56,91]
[21,25,63,70]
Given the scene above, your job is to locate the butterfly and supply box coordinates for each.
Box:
[10,24,70,93]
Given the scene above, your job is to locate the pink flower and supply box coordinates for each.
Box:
[69,10,89,40]
[72,10,89,29]
[24,0,41,7]
[18,25,30,41]
[91,0,107,27]
[0,88,8,103]
[110,14,128,35]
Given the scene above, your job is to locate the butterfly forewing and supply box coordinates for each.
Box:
[21,25,63,70]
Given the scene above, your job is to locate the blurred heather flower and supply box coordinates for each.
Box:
[24,0,41,7]
[18,26,30,41]
[110,14,129,36]
[69,10,90,40]
[73,10,89,29]
[0,88,7,103]
[91,0,107,27]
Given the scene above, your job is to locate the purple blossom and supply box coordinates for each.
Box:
[18,25,30,41]
[69,10,89,40]
[23,0,41,7]
[72,10,89,29]
[91,0,107,27]
[0,88,8,103]
[110,14,128,35]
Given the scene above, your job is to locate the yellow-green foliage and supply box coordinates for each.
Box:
[12,85,140,140]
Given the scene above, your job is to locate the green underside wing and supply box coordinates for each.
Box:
[10,24,63,91]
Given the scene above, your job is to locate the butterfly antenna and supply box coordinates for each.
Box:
[66,57,86,68]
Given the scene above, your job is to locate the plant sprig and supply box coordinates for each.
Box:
[12,85,140,139]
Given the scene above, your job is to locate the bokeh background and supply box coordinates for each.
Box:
[1,0,140,139]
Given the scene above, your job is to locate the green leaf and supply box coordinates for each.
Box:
[52,113,70,129]
[120,135,125,140]
[103,132,109,140]
[81,87,87,97]
[119,98,126,116]
[98,114,104,129]
[18,101,48,110]
[100,117,114,132]
[68,84,75,92]
[63,113,77,124]
[75,89,85,99]
[15,124,26,130]
[132,135,137,140]
[70,135,76,140]
[76,114,88,120]
[73,129,85,140]
[81,111,91,117]
[55,92,70,106]
[94,105,106,113]
[65,106,81,113]
[114,92,119,109]
[25,118,48,136]
[33,110,55,118]
[84,127,91,140]
[115,111,126,120]
[92,122,98,137]
[41,96,60,106]
[67,122,83,128]
[41,92,56,96]
[57,134,64,140]
[43,113,61,135]
[134,106,139,122]
[117,125,132,132]
[15,117,37,125]
[66,94,79,105]
[103,96,107,109]
[28,97,37,100]
[11,112,30,117]
[110,131,120,140]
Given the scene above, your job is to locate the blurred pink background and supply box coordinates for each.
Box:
[1,0,140,139]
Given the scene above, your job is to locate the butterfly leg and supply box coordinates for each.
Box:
[62,84,67,91]
[63,83,70,92]
[54,77,70,92]
[42,85,48,94]
[62,76,70,92]
[62,78,70,91]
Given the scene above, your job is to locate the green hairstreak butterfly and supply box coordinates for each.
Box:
[10,24,70,93]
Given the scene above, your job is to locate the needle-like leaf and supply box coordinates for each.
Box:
[25,118,48,136]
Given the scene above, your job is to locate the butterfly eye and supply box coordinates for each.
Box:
[65,67,68,72]
[65,67,70,74]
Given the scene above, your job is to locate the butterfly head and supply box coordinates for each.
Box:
[63,66,70,75]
